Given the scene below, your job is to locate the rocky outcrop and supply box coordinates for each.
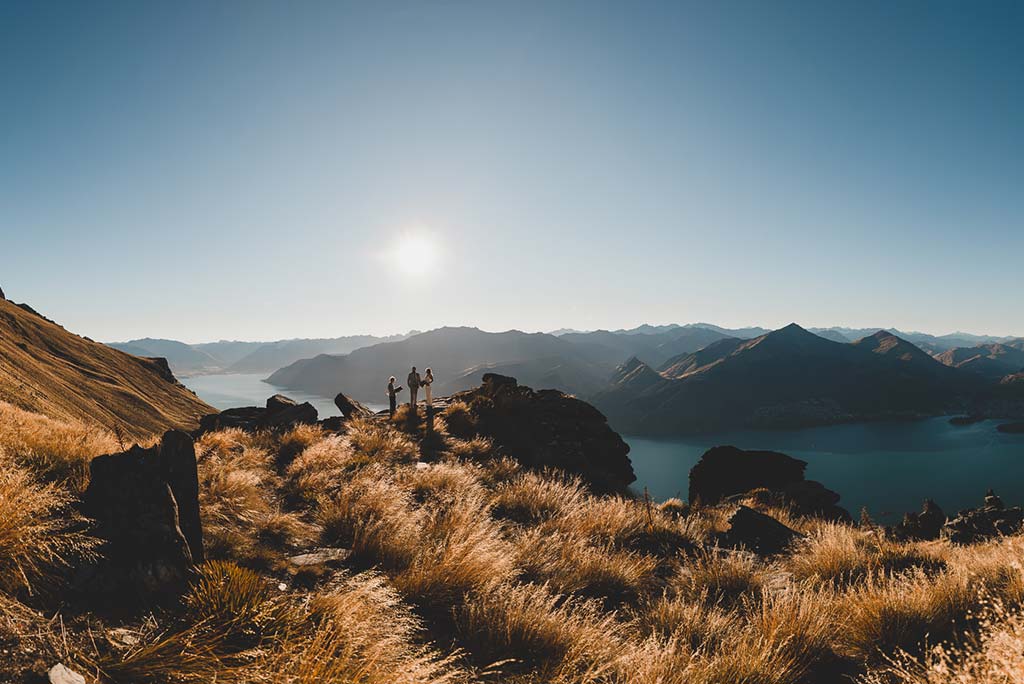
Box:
[447,374,635,492]
[80,431,203,601]
[997,422,1024,434]
[690,446,850,521]
[941,490,1024,544]
[197,394,318,434]
[889,499,946,541]
[719,505,801,555]
[334,392,372,420]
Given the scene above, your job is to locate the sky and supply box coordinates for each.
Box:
[1,0,1022,343]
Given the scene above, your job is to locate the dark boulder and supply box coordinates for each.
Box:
[334,392,372,420]
[690,446,850,521]
[720,505,802,555]
[197,394,318,434]
[80,431,203,601]
[448,375,635,492]
[0,285,5,300]
[890,499,946,541]
[997,422,1024,434]
[941,490,1024,544]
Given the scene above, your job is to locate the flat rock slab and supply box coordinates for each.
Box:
[287,548,352,567]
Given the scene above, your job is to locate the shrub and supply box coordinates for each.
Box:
[441,402,477,439]
[491,471,586,524]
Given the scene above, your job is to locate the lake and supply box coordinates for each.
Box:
[627,419,1024,522]
[182,373,387,417]
[182,374,1023,523]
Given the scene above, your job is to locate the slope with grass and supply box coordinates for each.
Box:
[0,297,212,438]
[4,394,1024,684]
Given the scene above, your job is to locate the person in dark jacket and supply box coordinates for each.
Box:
[386,376,403,417]
[407,367,421,408]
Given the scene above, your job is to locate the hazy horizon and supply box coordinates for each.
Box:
[3,1,1022,342]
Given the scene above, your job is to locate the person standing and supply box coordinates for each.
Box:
[386,376,403,417]
[407,366,421,407]
[422,368,434,408]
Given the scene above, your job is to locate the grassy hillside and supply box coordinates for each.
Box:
[2,400,1023,683]
[0,298,211,438]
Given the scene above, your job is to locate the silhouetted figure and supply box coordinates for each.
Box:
[386,376,403,417]
[422,368,434,409]
[407,366,421,408]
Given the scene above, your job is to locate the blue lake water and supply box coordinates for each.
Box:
[626,419,1024,523]
[182,374,1023,523]
[181,373,387,418]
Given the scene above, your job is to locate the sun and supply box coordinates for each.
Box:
[392,233,439,276]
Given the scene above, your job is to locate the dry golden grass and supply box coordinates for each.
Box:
[0,400,118,489]
[5,408,1024,684]
[0,453,99,595]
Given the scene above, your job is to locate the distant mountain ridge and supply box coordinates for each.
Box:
[592,325,1004,435]
[108,332,413,376]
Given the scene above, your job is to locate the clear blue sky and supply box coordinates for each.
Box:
[2,1,1021,343]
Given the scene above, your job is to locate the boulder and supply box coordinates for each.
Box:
[197,395,318,434]
[941,490,1024,544]
[720,505,802,555]
[448,375,635,492]
[334,392,372,420]
[997,422,1024,434]
[890,499,946,541]
[690,446,850,521]
[80,431,203,601]
[0,285,5,300]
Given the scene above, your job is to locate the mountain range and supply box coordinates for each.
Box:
[109,333,412,376]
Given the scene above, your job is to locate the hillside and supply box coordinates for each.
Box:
[0,295,212,438]
[4,376,1024,684]
[595,325,986,434]
[936,342,1024,381]
[267,327,623,401]
[108,337,223,376]
[561,327,732,367]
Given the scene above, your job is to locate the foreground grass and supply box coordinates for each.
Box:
[2,402,1023,683]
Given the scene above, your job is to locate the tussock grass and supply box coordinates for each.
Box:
[0,455,99,595]
[0,400,118,489]
[5,408,1024,684]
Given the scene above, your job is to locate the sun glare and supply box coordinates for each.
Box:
[392,233,439,276]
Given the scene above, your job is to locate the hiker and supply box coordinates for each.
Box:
[386,376,403,417]
[422,368,434,408]
[407,366,421,407]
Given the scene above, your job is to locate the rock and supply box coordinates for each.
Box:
[720,505,802,555]
[48,664,85,684]
[287,548,351,567]
[197,394,318,434]
[448,375,635,492]
[690,446,850,521]
[997,422,1024,434]
[941,491,1024,544]
[0,285,5,300]
[267,394,297,412]
[334,392,372,419]
[890,499,946,541]
[80,430,203,601]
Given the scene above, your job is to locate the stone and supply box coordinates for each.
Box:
[890,499,946,541]
[287,548,351,567]
[689,445,850,520]
[942,491,1024,544]
[48,664,85,684]
[0,285,5,300]
[334,392,372,419]
[997,422,1024,434]
[447,375,635,492]
[197,395,318,434]
[80,430,203,600]
[720,505,802,555]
